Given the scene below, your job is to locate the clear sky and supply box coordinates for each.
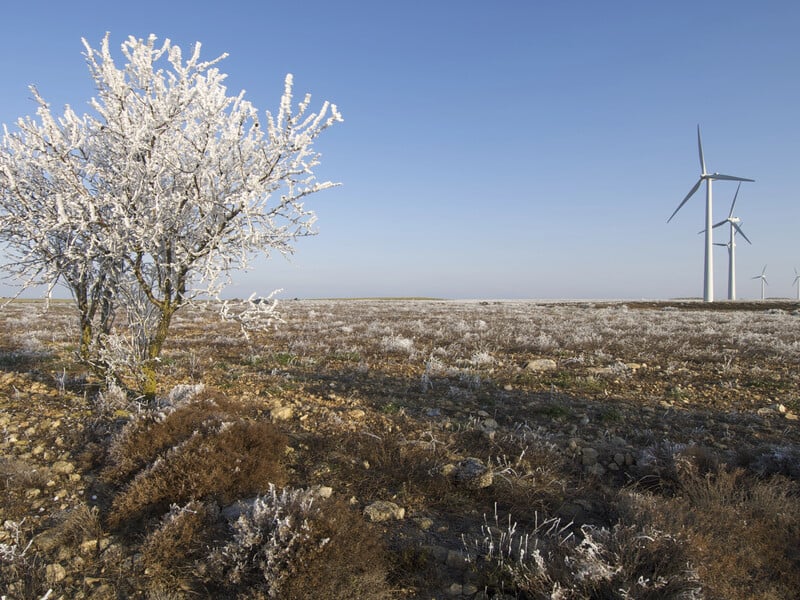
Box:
[0,1,798,300]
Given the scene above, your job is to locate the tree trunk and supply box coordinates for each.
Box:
[140,302,177,400]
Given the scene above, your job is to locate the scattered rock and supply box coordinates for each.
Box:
[454,457,493,489]
[525,358,557,372]
[45,562,66,584]
[270,405,294,421]
[446,549,469,569]
[221,498,257,522]
[581,447,599,466]
[363,500,405,522]
[480,418,499,431]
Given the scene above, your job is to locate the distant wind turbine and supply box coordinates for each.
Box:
[752,265,768,300]
[793,268,800,301]
[668,126,754,302]
[705,183,752,301]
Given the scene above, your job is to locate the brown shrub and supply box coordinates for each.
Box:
[140,501,220,596]
[108,419,287,528]
[631,457,800,599]
[102,391,246,483]
[278,496,390,599]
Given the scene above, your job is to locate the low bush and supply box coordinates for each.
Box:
[205,485,390,599]
[108,418,288,528]
[464,505,702,599]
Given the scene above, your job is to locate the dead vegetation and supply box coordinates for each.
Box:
[1,298,799,598]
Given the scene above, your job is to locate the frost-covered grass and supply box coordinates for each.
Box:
[2,298,800,598]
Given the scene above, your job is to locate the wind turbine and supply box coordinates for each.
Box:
[706,183,752,301]
[752,265,768,300]
[668,126,754,302]
[793,268,800,301]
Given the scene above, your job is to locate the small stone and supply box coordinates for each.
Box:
[314,486,333,499]
[45,563,66,583]
[462,583,479,595]
[347,409,366,420]
[581,448,599,466]
[80,538,110,554]
[454,458,493,489]
[363,500,405,522]
[525,358,557,372]
[785,413,799,421]
[221,498,257,522]
[481,418,499,431]
[424,544,449,563]
[446,549,469,569]
[448,583,463,596]
[52,460,75,475]
[440,463,458,477]
[586,463,606,476]
[270,405,294,421]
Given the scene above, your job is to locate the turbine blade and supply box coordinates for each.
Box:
[669,178,703,222]
[762,265,767,275]
[728,182,741,217]
[733,223,752,244]
[714,242,727,247]
[697,125,706,175]
[711,173,755,183]
[711,219,728,229]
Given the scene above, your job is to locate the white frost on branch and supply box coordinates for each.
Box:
[220,290,285,341]
[0,33,342,388]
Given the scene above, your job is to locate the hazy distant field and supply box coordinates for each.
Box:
[2,299,799,598]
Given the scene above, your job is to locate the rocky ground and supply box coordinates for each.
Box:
[1,299,799,598]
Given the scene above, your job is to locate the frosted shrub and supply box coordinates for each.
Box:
[470,350,495,367]
[205,484,389,599]
[209,485,321,594]
[380,334,414,355]
[465,506,702,598]
[0,519,33,564]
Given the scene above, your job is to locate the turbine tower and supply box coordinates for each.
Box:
[793,268,800,301]
[752,265,768,300]
[668,126,754,302]
[708,183,752,301]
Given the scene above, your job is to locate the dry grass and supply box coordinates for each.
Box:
[655,460,800,600]
[2,298,800,598]
[107,415,288,529]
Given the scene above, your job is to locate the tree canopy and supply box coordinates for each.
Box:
[0,34,342,396]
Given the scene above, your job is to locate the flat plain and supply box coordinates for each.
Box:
[1,298,799,598]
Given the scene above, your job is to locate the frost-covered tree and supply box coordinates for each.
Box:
[0,34,342,396]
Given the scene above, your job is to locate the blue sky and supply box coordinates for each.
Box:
[0,1,798,300]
